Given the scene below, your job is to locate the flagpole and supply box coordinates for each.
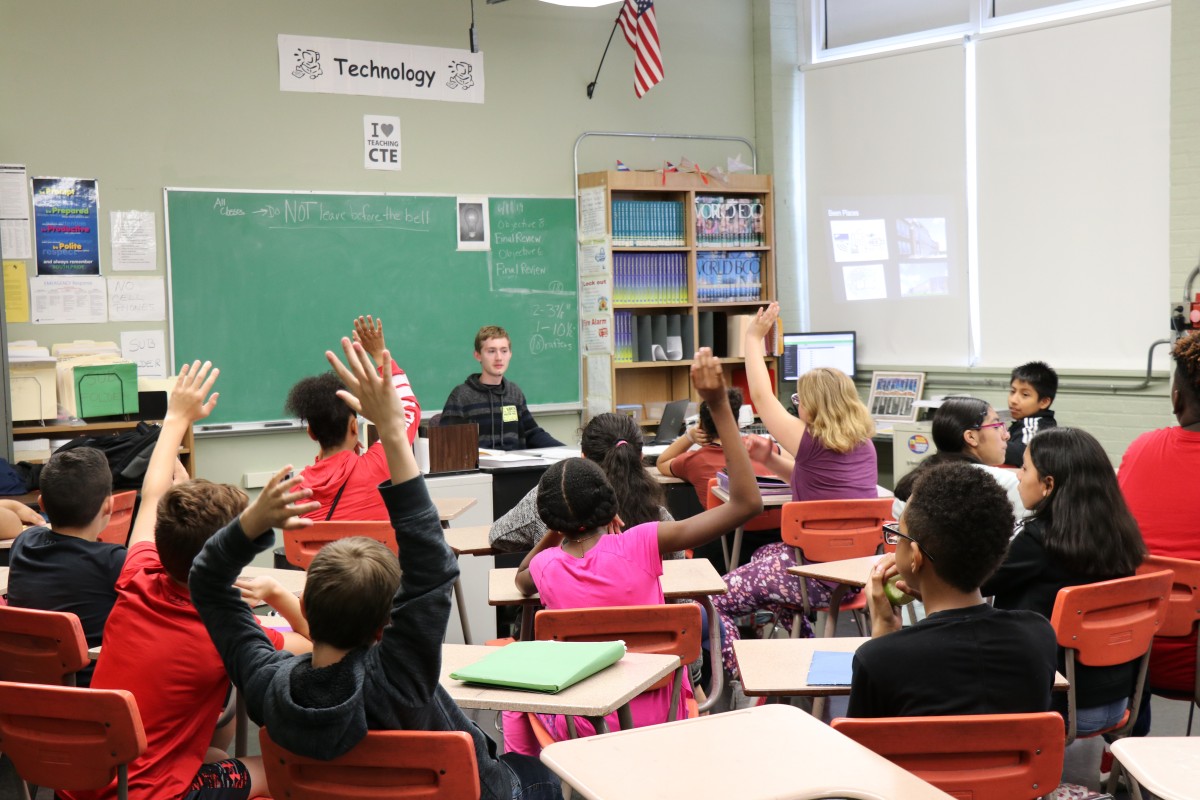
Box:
[586,14,622,99]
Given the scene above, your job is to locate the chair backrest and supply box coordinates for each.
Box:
[259,727,480,800]
[1137,554,1200,638]
[0,606,89,686]
[704,478,781,532]
[1050,569,1173,668]
[97,490,138,546]
[831,712,1066,800]
[0,681,146,798]
[779,497,893,563]
[283,520,397,570]
[535,604,701,700]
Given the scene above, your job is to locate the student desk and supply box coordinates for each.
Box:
[435,496,477,523]
[489,559,727,711]
[788,554,884,638]
[539,703,956,800]
[1110,737,1200,800]
[440,643,679,734]
[443,525,494,646]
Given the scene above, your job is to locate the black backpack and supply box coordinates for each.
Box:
[53,422,163,490]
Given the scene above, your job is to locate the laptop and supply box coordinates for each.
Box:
[650,399,689,446]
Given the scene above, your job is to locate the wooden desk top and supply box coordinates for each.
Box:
[712,484,894,505]
[443,525,495,556]
[649,469,684,485]
[440,643,678,717]
[434,496,477,522]
[1111,737,1200,800]
[735,637,1069,698]
[489,558,726,606]
[540,703,956,800]
[238,565,306,596]
[787,555,884,588]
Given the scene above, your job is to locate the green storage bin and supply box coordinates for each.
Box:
[74,363,139,417]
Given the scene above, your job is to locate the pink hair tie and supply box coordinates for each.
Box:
[615,440,628,447]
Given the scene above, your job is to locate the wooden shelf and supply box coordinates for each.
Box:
[613,302,694,310]
[11,419,196,477]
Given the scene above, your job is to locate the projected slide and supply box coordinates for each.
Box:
[831,218,889,263]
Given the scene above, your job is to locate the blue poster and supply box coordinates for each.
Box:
[32,177,100,275]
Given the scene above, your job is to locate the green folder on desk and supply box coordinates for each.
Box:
[450,640,626,693]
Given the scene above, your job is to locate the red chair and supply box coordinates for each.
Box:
[1050,569,1173,751]
[97,490,137,546]
[704,478,782,570]
[0,681,147,800]
[259,726,480,799]
[0,606,89,686]
[1137,554,1200,734]
[527,604,702,747]
[282,520,397,569]
[831,712,1066,800]
[779,497,893,638]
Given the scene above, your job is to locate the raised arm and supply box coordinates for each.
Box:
[744,434,795,481]
[128,361,219,548]
[655,350,763,555]
[744,303,805,455]
[353,315,422,443]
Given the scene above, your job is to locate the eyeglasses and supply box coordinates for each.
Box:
[882,522,936,562]
[974,421,1006,432]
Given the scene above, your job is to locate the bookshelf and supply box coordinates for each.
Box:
[11,420,195,477]
[577,171,777,426]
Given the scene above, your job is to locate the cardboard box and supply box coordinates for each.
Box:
[10,358,58,422]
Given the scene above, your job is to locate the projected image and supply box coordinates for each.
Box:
[899,261,949,297]
[895,217,947,258]
[831,219,889,263]
[842,264,887,301]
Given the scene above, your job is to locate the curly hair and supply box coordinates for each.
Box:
[903,461,1014,592]
[1173,330,1200,404]
[40,447,112,528]
[286,372,353,450]
[1025,427,1145,577]
[581,413,664,528]
[536,458,619,537]
[794,368,874,453]
[699,388,743,439]
[930,396,991,458]
[156,479,249,583]
[305,536,401,649]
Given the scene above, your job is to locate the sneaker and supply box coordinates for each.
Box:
[1098,744,1113,783]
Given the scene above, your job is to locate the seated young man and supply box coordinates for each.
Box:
[1005,360,1058,467]
[847,460,1058,718]
[6,448,123,687]
[190,337,562,800]
[67,361,311,800]
[286,315,421,521]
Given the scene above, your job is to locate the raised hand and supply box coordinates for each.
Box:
[166,360,220,424]
[352,315,386,364]
[325,337,406,436]
[743,434,775,463]
[690,347,728,409]
[746,301,779,340]
[238,465,320,539]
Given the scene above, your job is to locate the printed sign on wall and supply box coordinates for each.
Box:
[364,115,401,171]
[279,34,484,104]
[32,177,100,275]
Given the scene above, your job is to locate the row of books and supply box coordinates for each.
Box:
[612,200,686,247]
[697,251,765,304]
[613,252,687,305]
[612,311,780,363]
[695,196,766,247]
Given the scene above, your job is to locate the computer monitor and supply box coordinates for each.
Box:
[781,331,857,382]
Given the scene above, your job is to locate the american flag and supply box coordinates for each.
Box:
[617,0,662,98]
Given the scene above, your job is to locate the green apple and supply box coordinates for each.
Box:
[883,574,915,606]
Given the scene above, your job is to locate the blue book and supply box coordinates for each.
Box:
[807,651,854,686]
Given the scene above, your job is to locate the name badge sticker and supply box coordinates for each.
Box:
[502,405,518,423]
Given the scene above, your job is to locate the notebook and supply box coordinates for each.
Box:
[806,651,854,686]
[449,640,627,693]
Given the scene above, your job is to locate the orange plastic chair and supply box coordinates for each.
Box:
[779,497,894,638]
[259,726,480,799]
[704,477,782,570]
[1136,554,1200,734]
[527,604,703,747]
[0,606,89,686]
[282,520,397,569]
[1049,569,1173,748]
[0,681,147,800]
[831,712,1066,800]
[97,490,137,546]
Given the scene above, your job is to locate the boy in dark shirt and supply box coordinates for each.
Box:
[6,447,123,687]
[848,461,1057,718]
[190,337,561,800]
[1005,360,1058,467]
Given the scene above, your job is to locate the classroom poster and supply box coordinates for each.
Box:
[120,329,168,378]
[3,260,29,322]
[107,277,166,321]
[363,115,401,171]
[110,210,157,270]
[578,187,607,241]
[32,177,100,275]
[0,164,32,259]
[29,275,107,324]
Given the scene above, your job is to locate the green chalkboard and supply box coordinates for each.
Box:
[166,189,578,426]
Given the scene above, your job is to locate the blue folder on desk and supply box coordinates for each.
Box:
[450,640,626,693]
[807,651,854,686]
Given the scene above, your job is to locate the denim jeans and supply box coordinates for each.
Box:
[500,752,562,800]
[1076,697,1128,736]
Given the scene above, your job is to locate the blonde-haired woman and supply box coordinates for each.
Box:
[713,302,878,679]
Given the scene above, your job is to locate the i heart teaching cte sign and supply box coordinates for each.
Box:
[278,34,485,104]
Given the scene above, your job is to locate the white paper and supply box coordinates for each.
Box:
[0,164,30,220]
[107,277,165,321]
[585,355,613,399]
[30,275,107,324]
[581,313,613,354]
[110,210,157,270]
[578,274,611,315]
[578,187,607,241]
[577,239,611,277]
[363,115,401,171]
[120,329,168,378]
[1,219,32,259]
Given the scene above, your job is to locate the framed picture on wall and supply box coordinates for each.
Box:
[867,370,925,422]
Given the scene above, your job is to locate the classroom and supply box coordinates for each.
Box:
[1,1,1197,799]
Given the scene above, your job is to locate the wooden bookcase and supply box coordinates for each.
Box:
[578,170,777,426]
[11,420,195,477]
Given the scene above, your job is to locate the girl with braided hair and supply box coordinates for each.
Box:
[503,349,763,755]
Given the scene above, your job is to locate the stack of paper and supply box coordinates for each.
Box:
[717,470,791,497]
[450,640,626,693]
[13,438,51,462]
[478,451,547,469]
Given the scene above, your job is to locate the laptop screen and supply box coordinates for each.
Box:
[781,331,857,381]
